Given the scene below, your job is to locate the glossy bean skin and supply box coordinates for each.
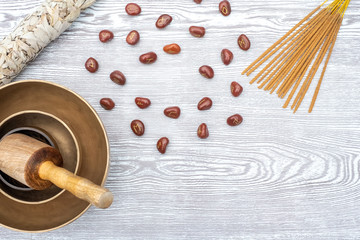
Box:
[156,14,172,28]
[164,106,181,119]
[197,97,213,111]
[238,34,251,51]
[189,26,206,38]
[135,97,151,109]
[194,0,202,3]
[231,81,243,97]
[197,123,209,139]
[131,120,145,136]
[110,70,126,85]
[126,30,140,45]
[139,52,157,64]
[100,98,115,110]
[125,3,141,16]
[221,49,233,65]
[219,0,231,16]
[99,30,114,43]
[199,65,214,79]
[157,137,169,154]
[163,43,181,54]
[85,57,98,73]
[227,114,243,126]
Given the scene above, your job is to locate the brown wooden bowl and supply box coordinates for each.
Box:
[0,80,109,232]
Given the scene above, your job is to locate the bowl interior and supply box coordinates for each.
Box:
[0,111,79,203]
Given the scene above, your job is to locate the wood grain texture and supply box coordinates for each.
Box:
[0,0,360,239]
[0,133,61,189]
[38,161,113,209]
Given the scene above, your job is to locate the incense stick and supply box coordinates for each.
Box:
[243,0,350,113]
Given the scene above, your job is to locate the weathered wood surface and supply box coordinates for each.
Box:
[0,0,359,239]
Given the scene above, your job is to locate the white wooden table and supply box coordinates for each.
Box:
[1,0,360,239]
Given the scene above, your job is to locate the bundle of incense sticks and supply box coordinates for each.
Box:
[243,0,350,113]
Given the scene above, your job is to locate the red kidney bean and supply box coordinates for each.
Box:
[164,106,181,119]
[189,26,206,38]
[197,123,209,139]
[157,137,169,154]
[135,97,151,109]
[238,34,251,51]
[99,30,114,43]
[197,97,213,111]
[131,120,145,136]
[221,49,233,65]
[199,65,214,79]
[194,0,202,3]
[219,0,231,16]
[100,98,115,110]
[227,114,243,126]
[163,43,181,54]
[156,14,172,29]
[231,81,243,97]
[85,57,98,73]
[110,70,126,85]
[139,52,157,64]
[126,30,140,45]
[125,3,141,16]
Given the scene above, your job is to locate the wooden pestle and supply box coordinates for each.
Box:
[0,133,113,209]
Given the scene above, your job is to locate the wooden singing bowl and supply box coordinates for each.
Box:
[0,80,110,232]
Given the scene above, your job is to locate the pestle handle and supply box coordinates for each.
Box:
[38,161,113,209]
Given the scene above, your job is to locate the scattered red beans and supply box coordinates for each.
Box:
[163,43,181,54]
[85,57,98,73]
[126,30,140,45]
[194,0,202,3]
[110,70,126,85]
[164,106,181,119]
[189,26,206,38]
[238,34,251,51]
[157,137,169,154]
[135,97,151,109]
[221,49,233,65]
[197,97,213,111]
[219,0,231,16]
[99,30,114,43]
[139,52,157,64]
[231,81,243,97]
[156,14,172,29]
[131,120,145,136]
[199,65,214,79]
[197,123,209,139]
[92,8,249,151]
[125,3,141,16]
[227,114,243,126]
[100,98,115,110]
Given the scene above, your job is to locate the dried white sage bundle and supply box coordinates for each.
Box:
[0,0,95,86]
